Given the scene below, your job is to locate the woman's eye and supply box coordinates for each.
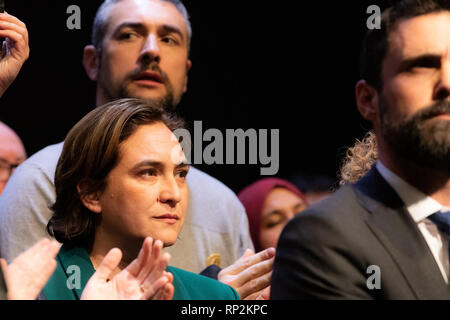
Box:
[177,170,189,179]
[141,169,157,176]
[264,215,284,229]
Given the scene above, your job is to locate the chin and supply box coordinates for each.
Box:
[127,87,165,99]
[153,232,178,248]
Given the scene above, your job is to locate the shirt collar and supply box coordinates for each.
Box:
[376,161,446,223]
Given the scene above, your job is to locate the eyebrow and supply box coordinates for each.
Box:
[131,160,190,171]
[398,54,442,72]
[113,22,146,35]
[160,24,185,41]
[263,210,283,219]
[112,22,185,41]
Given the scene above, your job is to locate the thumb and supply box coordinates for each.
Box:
[92,248,122,282]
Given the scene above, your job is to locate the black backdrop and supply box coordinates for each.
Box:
[0,0,391,194]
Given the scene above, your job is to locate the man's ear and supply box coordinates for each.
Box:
[183,59,192,93]
[83,45,100,81]
[355,80,379,122]
[77,182,102,214]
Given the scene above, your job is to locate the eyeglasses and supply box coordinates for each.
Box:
[0,158,21,182]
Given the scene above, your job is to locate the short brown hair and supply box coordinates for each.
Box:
[47,98,185,251]
[360,0,450,90]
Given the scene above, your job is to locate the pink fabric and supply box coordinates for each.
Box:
[238,178,307,252]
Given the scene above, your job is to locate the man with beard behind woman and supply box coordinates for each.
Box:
[272,0,450,299]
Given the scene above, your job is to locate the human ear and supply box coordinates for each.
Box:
[355,80,379,122]
[83,45,100,81]
[77,182,102,214]
[183,59,192,93]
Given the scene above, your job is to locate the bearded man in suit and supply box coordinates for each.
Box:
[271,0,450,299]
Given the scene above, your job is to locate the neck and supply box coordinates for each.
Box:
[377,135,450,206]
[96,88,108,107]
[90,226,142,278]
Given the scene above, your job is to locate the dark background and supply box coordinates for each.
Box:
[0,0,391,194]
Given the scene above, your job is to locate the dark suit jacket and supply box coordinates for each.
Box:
[271,167,450,300]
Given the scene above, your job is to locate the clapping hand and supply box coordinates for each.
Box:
[0,238,60,300]
[81,237,174,300]
[218,248,275,300]
[0,12,29,97]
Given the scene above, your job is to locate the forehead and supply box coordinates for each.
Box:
[264,188,302,208]
[0,128,26,161]
[105,0,188,34]
[388,12,450,59]
[119,122,184,163]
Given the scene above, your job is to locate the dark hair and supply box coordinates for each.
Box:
[47,98,185,251]
[92,0,192,54]
[360,0,450,90]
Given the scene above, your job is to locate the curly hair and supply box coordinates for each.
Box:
[340,131,378,186]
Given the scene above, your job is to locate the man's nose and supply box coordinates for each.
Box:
[159,175,182,207]
[435,61,450,100]
[139,34,161,65]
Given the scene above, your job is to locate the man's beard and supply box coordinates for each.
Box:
[118,83,176,112]
[381,99,450,170]
[101,62,178,112]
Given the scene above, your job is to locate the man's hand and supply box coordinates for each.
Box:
[218,248,275,300]
[0,12,29,97]
[0,238,60,300]
[81,237,174,300]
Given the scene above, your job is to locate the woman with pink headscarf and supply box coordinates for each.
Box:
[238,178,308,252]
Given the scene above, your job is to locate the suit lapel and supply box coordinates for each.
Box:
[354,167,450,299]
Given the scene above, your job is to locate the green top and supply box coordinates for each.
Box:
[42,245,239,300]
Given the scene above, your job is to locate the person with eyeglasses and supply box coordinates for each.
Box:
[0,121,26,196]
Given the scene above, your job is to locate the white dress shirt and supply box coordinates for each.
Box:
[376,161,450,283]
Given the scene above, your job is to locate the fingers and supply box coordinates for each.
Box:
[125,237,153,276]
[236,257,273,297]
[0,12,28,60]
[242,249,254,259]
[0,30,27,51]
[238,269,272,300]
[137,239,163,282]
[0,20,28,43]
[92,248,122,282]
[163,283,174,300]
[0,12,26,29]
[256,286,271,300]
[221,247,275,276]
[140,251,170,294]
[141,276,169,300]
[5,239,60,300]
[235,255,274,286]
[35,240,60,280]
[14,239,59,265]
[152,282,174,300]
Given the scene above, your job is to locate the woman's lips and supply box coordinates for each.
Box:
[153,214,180,225]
